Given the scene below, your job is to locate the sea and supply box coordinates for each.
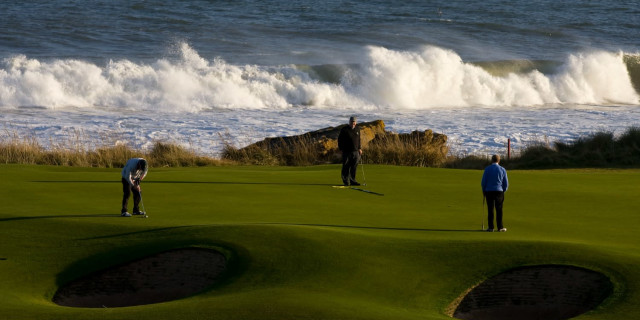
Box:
[1,0,639,157]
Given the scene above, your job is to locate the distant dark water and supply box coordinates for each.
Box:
[2,0,638,64]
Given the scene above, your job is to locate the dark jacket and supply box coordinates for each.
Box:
[338,125,361,152]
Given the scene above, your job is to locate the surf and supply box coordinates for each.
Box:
[1,43,638,112]
[349,46,639,108]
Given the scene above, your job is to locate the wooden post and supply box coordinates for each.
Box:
[507,138,511,160]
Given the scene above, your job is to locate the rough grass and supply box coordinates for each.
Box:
[0,165,638,320]
[363,132,448,167]
[0,131,230,167]
[4,127,640,169]
[221,131,449,167]
[445,127,640,170]
[221,135,317,166]
[508,127,640,169]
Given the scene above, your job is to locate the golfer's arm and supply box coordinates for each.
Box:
[126,172,136,186]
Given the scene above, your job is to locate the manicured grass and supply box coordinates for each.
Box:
[0,164,639,319]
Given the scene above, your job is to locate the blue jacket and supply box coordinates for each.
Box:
[481,163,508,192]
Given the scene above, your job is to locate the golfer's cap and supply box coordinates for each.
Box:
[349,116,357,122]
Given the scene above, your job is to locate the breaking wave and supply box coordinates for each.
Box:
[0,43,638,112]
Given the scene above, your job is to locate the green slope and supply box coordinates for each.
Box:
[0,164,638,319]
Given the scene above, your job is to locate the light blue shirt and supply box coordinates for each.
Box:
[481,163,508,192]
[121,158,148,186]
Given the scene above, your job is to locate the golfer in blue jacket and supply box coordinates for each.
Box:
[481,154,509,232]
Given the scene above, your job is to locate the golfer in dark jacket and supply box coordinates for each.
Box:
[338,116,362,186]
[481,154,509,232]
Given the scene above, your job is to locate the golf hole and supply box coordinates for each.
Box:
[451,265,613,320]
[53,247,227,308]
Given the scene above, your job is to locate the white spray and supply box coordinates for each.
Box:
[353,46,639,109]
[0,43,638,111]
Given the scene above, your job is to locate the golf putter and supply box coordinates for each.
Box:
[138,182,148,218]
[482,194,485,230]
[140,193,147,218]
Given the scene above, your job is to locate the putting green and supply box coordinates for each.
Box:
[0,164,638,319]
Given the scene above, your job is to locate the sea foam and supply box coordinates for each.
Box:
[354,46,638,108]
[1,43,638,112]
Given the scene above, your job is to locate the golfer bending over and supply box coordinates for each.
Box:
[120,158,148,217]
[481,154,509,232]
[338,116,362,186]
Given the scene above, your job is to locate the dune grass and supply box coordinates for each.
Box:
[221,129,450,167]
[4,127,640,169]
[0,132,229,167]
[0,164,639,319]
[508,127,640,169]
[445,127,640,170]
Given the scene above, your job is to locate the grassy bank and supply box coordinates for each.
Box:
[3,127,640,169]
[447,127,640,169]
[0,164,639,319]
[0,134,229,167]
[508,127,640,169]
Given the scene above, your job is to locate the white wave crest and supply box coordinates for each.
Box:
[0,43,359,112]
[354,46,639,108]
[0,43,637,111]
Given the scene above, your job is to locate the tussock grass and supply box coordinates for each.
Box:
[363,132,449,167]
[5,127,640,169]
[221,144,281,166]
[508,127,640,169]
[0,131,230,167]
[447,127,640,169]
[222,130,450,167]
[443,154,491,170]
[0,133,43,165]
[149,142,228,167]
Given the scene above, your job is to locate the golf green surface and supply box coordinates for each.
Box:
[1,164,638,319]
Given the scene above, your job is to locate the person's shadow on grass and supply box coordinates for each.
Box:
[0,214,118,222]
[32,180,336,186]
[257,222,483,232]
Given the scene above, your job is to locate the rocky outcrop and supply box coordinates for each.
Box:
[229,120,448,166]
[249,120,385,159]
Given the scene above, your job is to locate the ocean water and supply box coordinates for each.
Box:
[1,0,639,156]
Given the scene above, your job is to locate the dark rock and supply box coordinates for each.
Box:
[232,120,448,166]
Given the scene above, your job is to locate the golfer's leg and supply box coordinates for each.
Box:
[495,192,505,229]
[132,187,141,213]
[486,193,496,230]
[121,178,130,213]
[350,152,359,183]
[341,153,350,185]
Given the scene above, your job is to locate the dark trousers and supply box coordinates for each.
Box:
[121,178,141,213]
[341,151,360,185]
[485,191,505,229]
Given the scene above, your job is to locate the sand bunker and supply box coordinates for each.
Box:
[53,247,226,308]
[452,265,613,320]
